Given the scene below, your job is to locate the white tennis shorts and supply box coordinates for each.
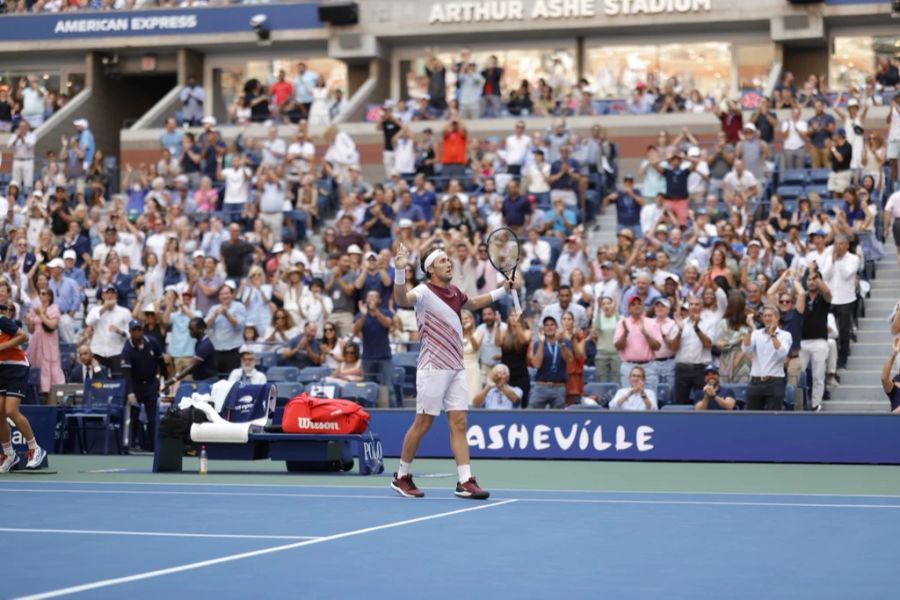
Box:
[416,369,469,416]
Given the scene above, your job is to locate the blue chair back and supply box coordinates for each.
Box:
[298,366,332,384]
[340,382,378,408]
[583,382,617,399]
[267,366,301,382]
[275,381,305,402]
[655,386,672,408]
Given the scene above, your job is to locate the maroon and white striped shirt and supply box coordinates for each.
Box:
[413,282,468,371]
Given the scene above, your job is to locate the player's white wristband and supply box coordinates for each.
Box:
[394,270,406,285]
[489,288,506,303]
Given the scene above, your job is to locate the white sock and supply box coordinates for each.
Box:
[457,464,472,483]
[397,461,412,477]
[2,443,12,457]
[26,438,37,451]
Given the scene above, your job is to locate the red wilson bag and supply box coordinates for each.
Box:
[282,392,370,434]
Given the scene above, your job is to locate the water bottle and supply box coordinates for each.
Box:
[199,445,208,475]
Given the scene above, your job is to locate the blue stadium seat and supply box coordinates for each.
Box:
[298,366,332,384]
[393,353,418,396]
[776,185,803,201]
[729,384,748,409]
[266,366,301,383]
[779,169,807,186]
[661,404,693,411]
[256,352,280,371]
[340,382,378,408]
[655,386,672,408]
[406,341,421,353]
[275,381,304,400]
[392,366,407,405]
[65,379,126,454]
[582,366,597,383]
[542,236,562,267]
[805,184,829,197]
[808,168,830,184]
[583,382,617,399]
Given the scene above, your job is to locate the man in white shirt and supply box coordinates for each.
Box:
[640,192,667,236]
[555,236,590,286]
[541,285,588,330]
[609,366,658,411]
[261,126,286,166]
[780,108,809,170]
[286,128,315,186]
[722,159,759,200]
[883,189,900,268]
[741,305,792,410]
[503,121,531,176]
[686,146,709,200]
[820,234,859,370]
[592,260,622,315]
[671,295,717,404]
[227,348,267,384]
[522,226,551,267]
[472,364,522,409]
[7,121,36,191]
[218,155,252,209]
[84,284,133,373]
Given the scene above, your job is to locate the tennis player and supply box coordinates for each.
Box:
[391,244,509,499]
[0,303,47,472]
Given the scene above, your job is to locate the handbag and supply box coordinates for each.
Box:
[852,124,864,136]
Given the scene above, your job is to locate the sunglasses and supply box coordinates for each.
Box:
[779,299,792,304]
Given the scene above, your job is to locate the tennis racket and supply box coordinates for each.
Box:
[485,226,522,313]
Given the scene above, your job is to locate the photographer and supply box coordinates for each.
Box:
[609,366,658,411]
[472,364,522,409]
[693,365,738,410]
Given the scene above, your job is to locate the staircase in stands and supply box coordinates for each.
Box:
[825,242,898,413]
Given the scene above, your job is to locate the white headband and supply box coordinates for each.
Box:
[424,249,447,272]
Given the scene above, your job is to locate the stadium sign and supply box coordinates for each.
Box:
[0,4,321,42]
[428,0,713,24]
[367,410,900,463]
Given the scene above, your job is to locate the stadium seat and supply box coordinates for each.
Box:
[729,384,748,409]
[583,382,617,400]
[805,184,829,198]
[542,236,562,267]
[655,386,672,408]
[275,382,305,404]
[776,185,803,201]
[582,366,597,383]
[392,366,407,405]
[256,352,280,371]
[393,353,418,396]
[779,169,807,186]
[298,366,333,384]
[661,404,693,411]
[267,366,301,382]
[64,379,126,455]
[340,382,378,408]
[808,168,830,184]
[406,341,421,353]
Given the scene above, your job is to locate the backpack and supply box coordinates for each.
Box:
[282,392,370,435]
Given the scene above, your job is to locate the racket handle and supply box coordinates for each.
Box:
[511,289,521,313]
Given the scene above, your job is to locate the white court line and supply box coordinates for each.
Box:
[15,499,517,600]
[0,527,320,541]
[3,479,900,500]
[3,487,900,509]
[0,488,454,501]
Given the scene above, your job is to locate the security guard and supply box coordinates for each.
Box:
[121,319,166,452]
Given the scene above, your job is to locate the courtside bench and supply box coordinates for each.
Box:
[153,431,384,475]
[153,400,384,476]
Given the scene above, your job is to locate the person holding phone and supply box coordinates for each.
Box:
[741,305,792,411]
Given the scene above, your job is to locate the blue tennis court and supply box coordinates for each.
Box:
[2,457,899,599]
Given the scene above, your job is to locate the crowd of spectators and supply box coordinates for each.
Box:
[2,57,900,451]
[0,75,70,133]
[369,51,900,122]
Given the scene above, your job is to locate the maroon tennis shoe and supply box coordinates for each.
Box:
[455,477,490,500]
[391,473,425,498]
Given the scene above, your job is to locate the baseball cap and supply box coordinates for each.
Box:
[654,297,670,308]
[627,295,642,305]
[655,224,668,233]
[687,146,701,158]
[542,315,558,325]
[63,250,77,261]
[704,364,719,374]
[665,274,681,284]
[810,229,827,237]
[645,251,657,260]
[47,258,65,269]
[142,305,156,313]
[847,98,859,108]
[836,128,847,137]
[347,244,363,255]
[398,218,413,229]
[623,174,634,181]
[271,242,285,254]
[239,344,255,355]
[222,280,237,291]
[600,260,613,269]
[73,118,89,129]
[748,240,761,247]
[105,225,117,233]
[192,250,205,259]
[743,122,757,132]
[128,319,143,330]
[101,283,116,293]
[364,251,378,260]
[201,116,217,126]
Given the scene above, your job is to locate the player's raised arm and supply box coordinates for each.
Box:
[463,277,511,311]
[393,244,417,308]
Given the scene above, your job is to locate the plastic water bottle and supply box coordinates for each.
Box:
[199,445,208,475]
